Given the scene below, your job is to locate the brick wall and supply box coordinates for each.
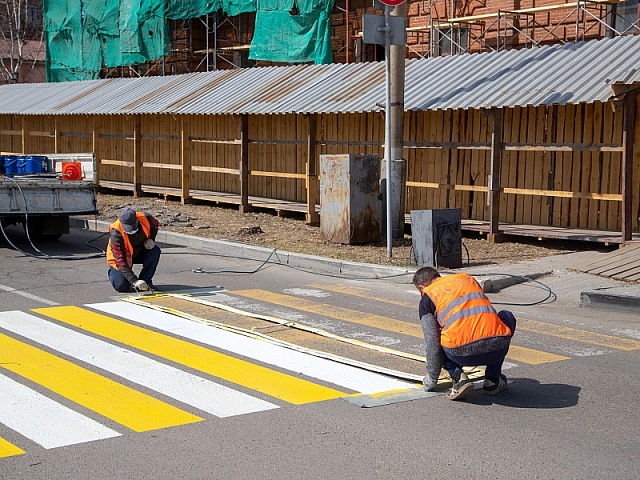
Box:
[120,0,634,75]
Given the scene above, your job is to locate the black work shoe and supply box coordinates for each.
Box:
[482,374,508,395]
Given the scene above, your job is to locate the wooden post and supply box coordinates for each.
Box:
[239,114,253,213]
[488,108,504,243]
[54,117,59,153]
[21,115,28,153]
[133,115,142,197]
[622,92,636,243]
[181,115,191,204]
[305,114,320,225]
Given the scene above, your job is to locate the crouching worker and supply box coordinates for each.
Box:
[413,266,516,400]
[107,207,161,293]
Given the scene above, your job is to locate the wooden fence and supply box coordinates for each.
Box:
[1,97,638,242]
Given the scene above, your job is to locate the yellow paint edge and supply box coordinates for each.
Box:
[0,333,202,433]
[0,437,25,458]
[508,345,569,364]
[519,319,640,351]
[34,306,345,405]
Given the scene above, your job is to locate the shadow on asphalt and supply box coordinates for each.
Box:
[468,378,581,408]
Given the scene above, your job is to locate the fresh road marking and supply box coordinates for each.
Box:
[34,306,346,405]
[88,301,412,394]
[0,311,278,418]
[0,333,202,432]
[0,436,25,459]
[0,373,121,449]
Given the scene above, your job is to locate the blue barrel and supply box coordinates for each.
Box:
[16,156,28,175]
[4,155,17,177]
[25,155,47,174]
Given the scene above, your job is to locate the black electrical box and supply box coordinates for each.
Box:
[410,209,463,268]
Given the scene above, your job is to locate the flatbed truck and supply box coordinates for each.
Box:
[0,153,98,240]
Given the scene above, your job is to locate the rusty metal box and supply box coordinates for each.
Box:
[320,154,381,244]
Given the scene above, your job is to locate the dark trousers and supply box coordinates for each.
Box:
[443,310,517,383]
[108,246,161,292]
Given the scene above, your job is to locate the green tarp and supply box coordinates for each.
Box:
[249,8,333,64]
[44,0,333,83]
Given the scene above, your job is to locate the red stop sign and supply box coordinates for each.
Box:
[378,0,406,5]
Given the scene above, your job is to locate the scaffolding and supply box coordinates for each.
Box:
[423,0,640,57]
[99,0,640,78]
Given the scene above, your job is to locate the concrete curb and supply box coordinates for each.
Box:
[580,289,640,311]
[70,217,416,282]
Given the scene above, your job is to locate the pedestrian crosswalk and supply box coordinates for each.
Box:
[1,283,638,459]
[0,298,415,458]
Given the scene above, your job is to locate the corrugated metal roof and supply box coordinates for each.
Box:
[1,35,639,116]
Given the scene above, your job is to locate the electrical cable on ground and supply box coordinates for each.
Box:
[167,249,557,306]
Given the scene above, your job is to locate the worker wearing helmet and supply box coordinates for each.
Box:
[413,266,516,400]
[107,207,161,292]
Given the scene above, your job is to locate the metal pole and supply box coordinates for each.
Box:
[385,6,393,257]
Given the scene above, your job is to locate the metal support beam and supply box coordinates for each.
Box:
[133,115,142,198]
[622,92,636,243]
[305,114,320,225]
[488,108,504,243]
[239,114,254,213]
[181,116,191,204]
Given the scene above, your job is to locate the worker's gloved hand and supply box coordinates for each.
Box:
[133,279,149,291]
[143,238,155,250]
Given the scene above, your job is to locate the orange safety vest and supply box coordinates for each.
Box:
[106,212,152,269]
[421,273,511,349]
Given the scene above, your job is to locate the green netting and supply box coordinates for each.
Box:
[249,0,334,65]
[45,0,169,81]
[223,0,258,17]
[44,0,333,82]
[167,0,221,20]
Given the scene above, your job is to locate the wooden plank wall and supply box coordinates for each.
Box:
[404,101,636,232]
[248,114,307,202]
[1,98,638,234]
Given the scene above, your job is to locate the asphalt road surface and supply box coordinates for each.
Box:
[0,225,638,480]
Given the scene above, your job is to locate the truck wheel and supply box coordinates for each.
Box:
[23,217,64,241]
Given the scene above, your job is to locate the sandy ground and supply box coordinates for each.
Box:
[94,191,605,269]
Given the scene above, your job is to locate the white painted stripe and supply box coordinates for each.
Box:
[0,311,278,418]
[0,284,60,306]
[90,302,413,394]
[0,374,120,449]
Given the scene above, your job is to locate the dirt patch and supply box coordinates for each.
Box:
[94,191,599,268]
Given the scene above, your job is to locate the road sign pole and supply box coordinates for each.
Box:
[384,5,393,258]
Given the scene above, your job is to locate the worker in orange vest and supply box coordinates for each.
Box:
[107,207,161,293]
[413,266,516,400]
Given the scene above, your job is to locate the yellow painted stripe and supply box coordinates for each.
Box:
[0,437,25,458]
[308,284,416,309]
[313,284,640,351]
[34,306,344,405]
[0,333,201,433]
[505,345,567,364]
[233,289,568,365]
[518,319,640,351]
